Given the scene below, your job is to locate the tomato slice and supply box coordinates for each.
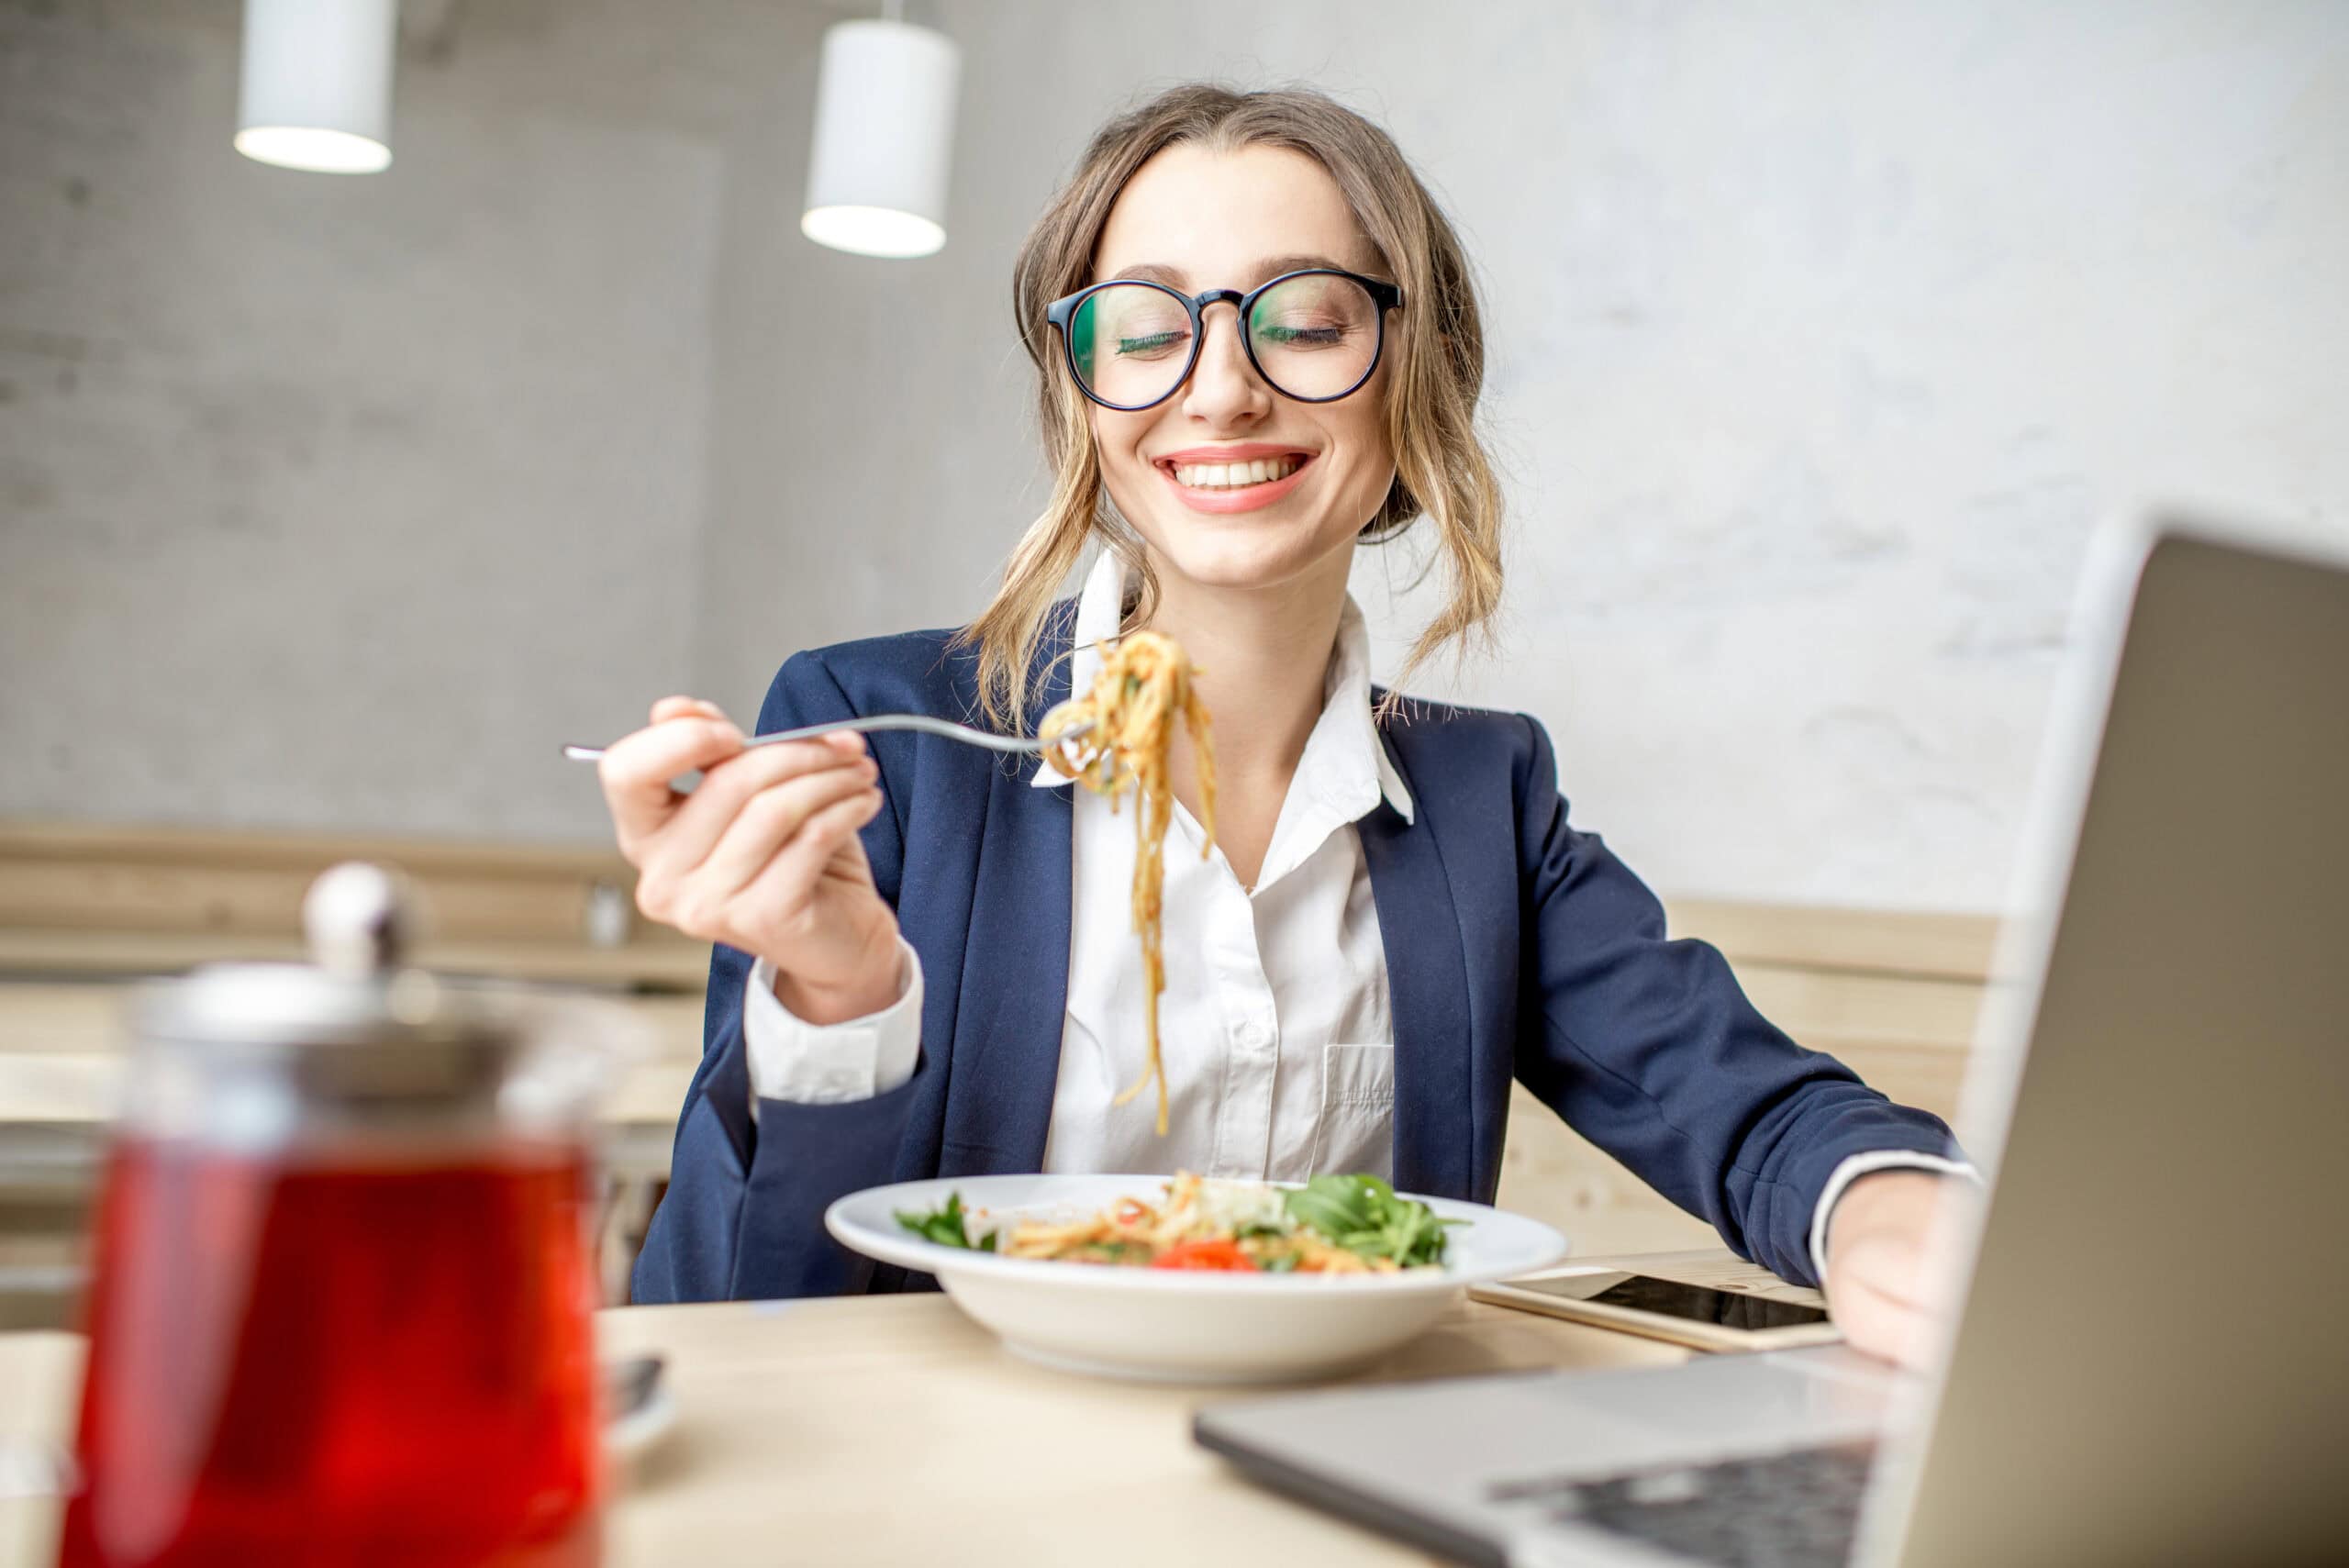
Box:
[1151,1240,1258,1272]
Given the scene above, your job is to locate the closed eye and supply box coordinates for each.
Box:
[1117,330,1188,357]
[1255,324,1347,348]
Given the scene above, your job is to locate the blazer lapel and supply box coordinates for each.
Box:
[1357,738,1477,1199]
[936,607,1077,1175]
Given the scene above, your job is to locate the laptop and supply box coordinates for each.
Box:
[1195,514,2349,1567]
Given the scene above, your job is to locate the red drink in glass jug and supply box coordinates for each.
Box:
[61,1138,604,1568]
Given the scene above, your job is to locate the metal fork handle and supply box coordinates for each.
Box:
[562,714,1090,763]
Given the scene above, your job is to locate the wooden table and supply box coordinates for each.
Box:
[0,1251,1817,1567]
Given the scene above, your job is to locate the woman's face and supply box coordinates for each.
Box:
[1084,142,1397,599]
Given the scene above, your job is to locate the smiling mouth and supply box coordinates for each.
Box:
[1160,453,1310,492]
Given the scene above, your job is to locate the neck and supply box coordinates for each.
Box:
[1130,546,1353,887]
[1136,551,1350,775]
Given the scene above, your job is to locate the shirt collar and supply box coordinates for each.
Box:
[1029,551,1416,828]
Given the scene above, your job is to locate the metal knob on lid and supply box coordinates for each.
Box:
[128,862,551,1141]
[303,861,415,978]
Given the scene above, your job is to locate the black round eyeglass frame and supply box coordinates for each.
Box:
[1043,268,1406,413]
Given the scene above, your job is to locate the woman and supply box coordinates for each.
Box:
[603,85,1969,1364]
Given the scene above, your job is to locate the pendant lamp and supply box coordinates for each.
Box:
[800,12,961,259]
[234,0,397,173]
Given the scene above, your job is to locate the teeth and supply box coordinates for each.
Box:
[1172,456,1303,490]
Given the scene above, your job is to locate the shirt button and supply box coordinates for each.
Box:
[1237,1021,1269,1050]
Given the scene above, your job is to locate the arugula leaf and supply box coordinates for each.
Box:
[1284,1173,1461,1268]
[1283,1173,1377,1240]
[894,1191,997,1251]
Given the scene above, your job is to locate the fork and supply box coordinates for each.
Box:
[562,714,1093,763]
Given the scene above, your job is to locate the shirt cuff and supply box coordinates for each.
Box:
[741,940,923,1118]
[1809,1148,1981,1284]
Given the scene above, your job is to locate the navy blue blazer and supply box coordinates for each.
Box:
[632,605,1961,1303]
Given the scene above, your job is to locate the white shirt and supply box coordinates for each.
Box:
[1030,552,1413,1183]
[741,552,1970,1276]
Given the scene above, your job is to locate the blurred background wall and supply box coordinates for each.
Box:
[5,0,2345,911]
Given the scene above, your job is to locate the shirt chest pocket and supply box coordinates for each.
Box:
[1307,1041,1396,1180]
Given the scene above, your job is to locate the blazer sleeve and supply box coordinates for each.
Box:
[629,651,925,1304]
[1510,714,1963,1286]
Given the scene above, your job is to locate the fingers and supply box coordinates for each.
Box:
[650,695,727,725]
[641,738,873,885]
[690,762,882,906]
[1832,1270,1938,1369]
[598,707,744,847]
[1828,1231,1944,1369]
[599,695,886,965]
[743,781,885,908]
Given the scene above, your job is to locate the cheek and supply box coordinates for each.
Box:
[1096,403,1144,443]
[1330,403,1397,514]
[1089,407,1158,485]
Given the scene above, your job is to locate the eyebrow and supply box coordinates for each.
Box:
[1104,253,1359,289]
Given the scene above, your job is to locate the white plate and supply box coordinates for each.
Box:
[824,1173,1569,1385]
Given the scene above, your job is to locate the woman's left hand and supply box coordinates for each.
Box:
[1821,1171,1975,1369]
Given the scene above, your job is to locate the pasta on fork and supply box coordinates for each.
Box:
[1038,629,1218,1135]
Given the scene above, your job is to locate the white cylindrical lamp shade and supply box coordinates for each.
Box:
[235,0,397,173]
[801,20,962,259]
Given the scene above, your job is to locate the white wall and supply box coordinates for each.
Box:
[6,1,2344,908]
[0,0,760,840]
[698,0,2349,910]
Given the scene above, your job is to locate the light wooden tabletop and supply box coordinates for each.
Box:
[0,1250,1818,1567]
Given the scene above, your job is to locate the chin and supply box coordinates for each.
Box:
[1143,517,1334,594]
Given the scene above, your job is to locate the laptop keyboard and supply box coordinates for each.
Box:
[1490,1440,1877,1567]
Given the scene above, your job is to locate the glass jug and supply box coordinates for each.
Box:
[60,864,623,1567]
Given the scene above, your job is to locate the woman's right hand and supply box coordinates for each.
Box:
[596,696,903,1023]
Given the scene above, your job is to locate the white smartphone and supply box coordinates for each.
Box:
[1470,1270,1843,1353]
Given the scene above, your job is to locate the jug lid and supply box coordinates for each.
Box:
[125,864,607,1128]
[137,862,528,1048]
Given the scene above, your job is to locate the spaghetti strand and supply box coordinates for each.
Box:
[1039,629,1217,1135]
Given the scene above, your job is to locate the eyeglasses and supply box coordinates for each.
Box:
[1045,268,1405,412]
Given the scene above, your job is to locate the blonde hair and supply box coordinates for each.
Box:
[960,83,1505,729]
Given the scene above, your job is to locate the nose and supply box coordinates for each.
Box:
[1178,299,1272,428]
